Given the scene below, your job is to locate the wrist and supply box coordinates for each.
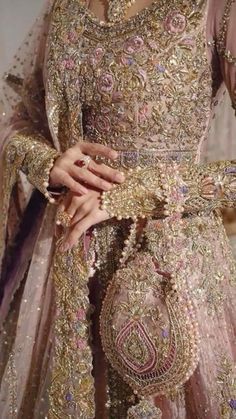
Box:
[27,148,62,204]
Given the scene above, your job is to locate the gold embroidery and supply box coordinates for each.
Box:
[216,0,236,64]
[45,0,85,150]
[44,0,236,417]
[48,240,96,418]
[107,0,137,24]
[101,165,165,220]
[0,133,59,267]
[101,159,236,220]
[127,399,162,418]
[6,352,17,418]
[100,163,200,403]
[47,0,211,153]
[94,221,138,415]
[215,354,236,418]
[183,160,236,213]
[5,134,60,201]
[146,211,236,316]
[100,249,200,397]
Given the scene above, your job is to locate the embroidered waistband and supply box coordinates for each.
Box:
[95,148,197,169]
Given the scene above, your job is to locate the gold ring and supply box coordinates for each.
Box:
[56,210,72,228]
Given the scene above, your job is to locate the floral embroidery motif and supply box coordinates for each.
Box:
[61,58,75,70]
[97,73,114,94]
[89,46,105,66]
[164,10,187,34]
[123,36,145,54]
[49,241,96,419]
[95,114,111,132]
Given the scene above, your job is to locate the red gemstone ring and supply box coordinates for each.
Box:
[76,155,92,169]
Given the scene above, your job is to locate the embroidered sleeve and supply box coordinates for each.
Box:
[0,1,63,280]
[215,0,236,111]
[101,166,164,220]
[3,133,61,204]
[101,160,236,220]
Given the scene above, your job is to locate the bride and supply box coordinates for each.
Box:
[0,0,236,417]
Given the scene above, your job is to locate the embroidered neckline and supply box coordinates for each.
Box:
[78,0,203,36]
[78,0,160,29]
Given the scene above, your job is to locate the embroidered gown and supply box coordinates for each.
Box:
[1,0,236,418]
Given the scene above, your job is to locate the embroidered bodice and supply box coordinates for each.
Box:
[48,0,213,160]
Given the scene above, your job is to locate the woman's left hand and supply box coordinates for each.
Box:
[57,190,110,252]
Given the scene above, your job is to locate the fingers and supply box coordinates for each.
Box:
[70,165,113,191]
[67,195,91,222]
[57,191,110,252]
[70,201,91,224]
[56,193,71,219]
[50,142,123,196]
[56,193,91,226]
[51,167,88,195]
[79,142,118,160]
[89,161,125,183]
[59,213,95,251]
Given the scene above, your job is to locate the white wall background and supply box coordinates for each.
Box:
[0,0,44,75]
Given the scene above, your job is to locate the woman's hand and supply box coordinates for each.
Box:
[57,190,110,252]
[50,142,125,195]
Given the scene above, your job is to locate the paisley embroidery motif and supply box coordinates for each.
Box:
[100,252,200,397]
[116,321,158,374]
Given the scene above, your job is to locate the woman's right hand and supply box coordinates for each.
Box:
[50,142,125,195]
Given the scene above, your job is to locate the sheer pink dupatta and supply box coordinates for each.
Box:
[204,0,236,241]
[0,1,59,417]
[0,0,55,271]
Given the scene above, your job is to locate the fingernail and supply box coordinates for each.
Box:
[110,151,118,160]
[104,184,113,191]
[116,173,125,182]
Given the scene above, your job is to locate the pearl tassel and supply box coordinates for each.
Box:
[42,155,60,204]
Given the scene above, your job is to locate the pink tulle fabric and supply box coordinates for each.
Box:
[0,2,58,416]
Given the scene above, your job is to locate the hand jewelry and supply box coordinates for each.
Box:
[76,155,92,170]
